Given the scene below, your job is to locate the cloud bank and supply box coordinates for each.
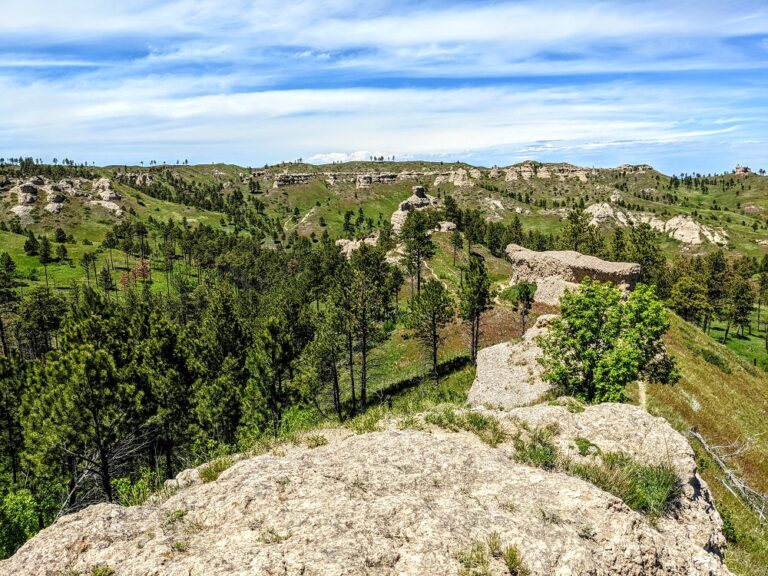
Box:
[1,0,767,173]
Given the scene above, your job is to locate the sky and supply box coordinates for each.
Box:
[1,0,767,174]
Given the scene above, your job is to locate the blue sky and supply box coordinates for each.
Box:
[1,0,767,174]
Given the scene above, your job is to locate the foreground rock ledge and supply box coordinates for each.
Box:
[1,403,730,576]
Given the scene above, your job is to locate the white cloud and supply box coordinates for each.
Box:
[1,1,767,172]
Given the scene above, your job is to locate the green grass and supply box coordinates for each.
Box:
[567,452,682,520]
[198,455,234,483]
[643,314,768,573]
[424,406,507,446]
[513,425,560,470]
[707,305,768,371]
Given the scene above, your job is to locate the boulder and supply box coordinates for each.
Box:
[469,314,557,409]
[505,244,641,305]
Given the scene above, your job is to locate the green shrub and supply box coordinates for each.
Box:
[486,532,502,558]
[305,434,328,448]
[111,467,163,507]
[89,567,115,576]
[199,455,234,483]
[718,506,739,543]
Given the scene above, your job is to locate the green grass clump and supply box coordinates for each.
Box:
[697,347,732,374]
[568,452,682,520]
[456,542,491,576]
[513,425,559,469]
[502,545,530,576]
[305,434,328,448]
[425,407,507,447]
[574,437,600,457]
[198,455,234,483]
[89,567,116,576]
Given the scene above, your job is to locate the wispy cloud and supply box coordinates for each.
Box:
[1,0,767,172]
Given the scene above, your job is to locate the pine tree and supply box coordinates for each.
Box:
[459,253,492,363]
[407,279,454,384]
[23,345,139,503]
[242,317,294,437]
[401,210,434,297]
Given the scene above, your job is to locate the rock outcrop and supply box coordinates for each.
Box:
[585,203,728,246]
[2,402,731,576]
[469,314,557,409]
[505,244,641,305]
[390,186,440,234]
[335,235,379,258]
[505,162,592,183]
[433,168,472,187]
[272,173,314,188]
[93,178,121,201]
[355,173,399,189]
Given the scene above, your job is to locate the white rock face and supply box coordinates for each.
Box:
[89,200,123,216]
[433,168,472,187]
[662,215,727,246]
[335,235,379,258]
[93,178,121,201]
[585,203,728,246]
[469,314,557,409]
[391,186,440,234]
[505,162,592,182]
[505,244,641,305]
[44,203,63,214]
[2,400,731,576]
[10,205,35,217]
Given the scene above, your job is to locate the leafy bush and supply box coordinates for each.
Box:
[111,467,164,507]
[540,279,676,403]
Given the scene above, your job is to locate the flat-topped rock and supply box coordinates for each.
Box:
[505,244,641,305]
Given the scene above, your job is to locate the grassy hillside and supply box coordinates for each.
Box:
[640,314,768,575]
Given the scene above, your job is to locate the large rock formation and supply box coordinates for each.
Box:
[355,173,399,189]
[505,244,641,305]
[390,185,440,234]
[505,162,592,183]
[585,203,728,246]
[2,402,731,576]
[469,314,556,409]
[272,173,314,188]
